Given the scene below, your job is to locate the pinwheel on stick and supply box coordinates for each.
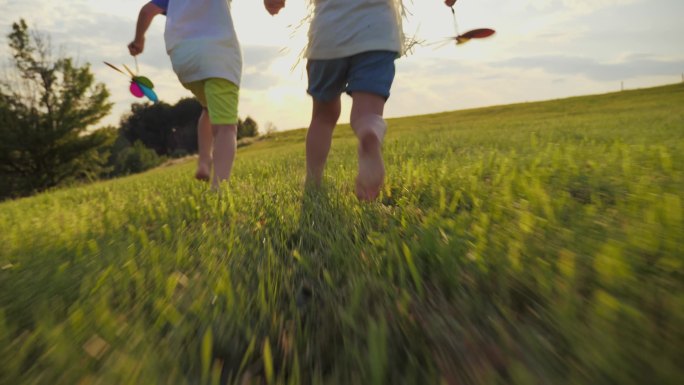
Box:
[450,6,495,45]
[104,58,159,103]
[430,4,496,48]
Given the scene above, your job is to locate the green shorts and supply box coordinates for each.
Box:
[183,78,239,125]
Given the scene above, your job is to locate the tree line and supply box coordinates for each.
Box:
[0,20,260,201]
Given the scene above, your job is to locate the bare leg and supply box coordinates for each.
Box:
[211,124,238,189]
[306,97,341,187]
[195,108,212,181]
[350,92,386,201]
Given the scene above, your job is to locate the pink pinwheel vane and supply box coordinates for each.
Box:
[104,59,159,103]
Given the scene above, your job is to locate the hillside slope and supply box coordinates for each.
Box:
[1,84,682,385]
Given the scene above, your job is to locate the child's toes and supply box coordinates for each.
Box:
[356,178,380,202]
[195,169,210,182]
[195,167,211,182]
[195,161,211,182]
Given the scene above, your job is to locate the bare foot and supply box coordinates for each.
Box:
[355,133,385,201]
[195,159,211,182]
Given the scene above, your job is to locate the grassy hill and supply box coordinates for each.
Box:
[1,84,682,385]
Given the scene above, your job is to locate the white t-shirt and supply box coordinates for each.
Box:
[163,0,242,86]
[306,0,405,60]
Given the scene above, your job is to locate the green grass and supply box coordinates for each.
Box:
[1,84,683,385]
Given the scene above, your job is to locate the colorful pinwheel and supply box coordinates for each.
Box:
[104,59,159,103]
[431,6,496,48]
[454,28,496,45]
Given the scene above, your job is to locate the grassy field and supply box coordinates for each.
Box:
[1,84,682,385]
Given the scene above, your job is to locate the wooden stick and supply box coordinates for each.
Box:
[122,64,136,78]
[104,62,128,77]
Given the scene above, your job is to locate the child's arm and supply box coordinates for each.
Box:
[128,2,165,56]
[264,0,286,16]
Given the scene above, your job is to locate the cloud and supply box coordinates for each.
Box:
[242,72,281,91]
[396,56,474,78]
[240,46,284,90]
[523,0,638,13]
[243,46,283,69]
[497,54,684,81]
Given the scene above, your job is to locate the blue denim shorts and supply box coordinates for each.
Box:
[306,51,398,102]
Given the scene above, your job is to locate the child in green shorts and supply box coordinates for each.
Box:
[129,0,242,189]
[265,0,456,201]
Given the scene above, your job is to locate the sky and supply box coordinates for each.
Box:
[1,0,682,131]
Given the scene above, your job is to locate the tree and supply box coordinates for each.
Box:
[170,97,202,155]
[263,121,277,136]
[113,140,164,176]
[119,98,202,157]
[0,19,113,199]
[238,116,259,139]
[117,99,258,160]
[119,101,173,155]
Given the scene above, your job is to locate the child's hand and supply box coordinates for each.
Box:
[129,2,163,56]
[264,0,285,15]
[128,39,145,56]
[445,0,457,7]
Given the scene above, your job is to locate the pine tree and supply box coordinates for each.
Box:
[0,19,113,199]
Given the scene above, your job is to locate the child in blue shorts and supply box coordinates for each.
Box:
[265,0,457,200]
[129,0,242,189]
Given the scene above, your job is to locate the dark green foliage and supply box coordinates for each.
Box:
[0,20,113,200]
[112,140,164,176]
[121,98,268,157]
[238,116,259,139]
[119,102,175,156]
[119,98,204,157]
[170,97,203,154]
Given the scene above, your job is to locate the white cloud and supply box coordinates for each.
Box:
[523,0,638,13]
[498,54,684,81]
